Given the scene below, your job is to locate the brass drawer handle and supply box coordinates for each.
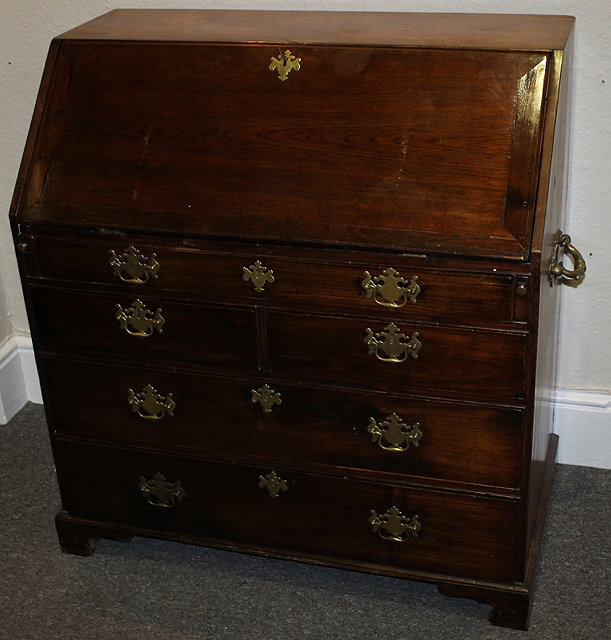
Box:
[368,414,422,452]
[109,246,159,284]
[259,471,288,498]
[362,269,421,307]
[364,323,421,363]
[549,232,587,284]
[138,472,186,509]
[269,50,301,82]
[243,260,275,292]
[251,384,282,413]
[115,299,165,337]
[369,506,421,543]
[127,384,175,420]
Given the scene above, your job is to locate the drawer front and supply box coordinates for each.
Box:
[269,312,528,401]
[30,236,518,325]
[43,357,523,489]
[30,288,257,369]
[54,440,518,582]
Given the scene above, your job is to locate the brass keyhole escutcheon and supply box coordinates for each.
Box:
[258,471,288,498]
[251,384,282,413]
[269,50,301,81]
[243,260,275,292]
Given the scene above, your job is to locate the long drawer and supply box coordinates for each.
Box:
[53,439,519,582]
[268,311,528,401]
[26,235,522,325]
[42,357,524,490]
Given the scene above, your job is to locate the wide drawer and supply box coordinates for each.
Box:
[268,311,528,402]
[53,440,519,582]
[27,235,521,325]
[42,357,523,490]
[29,287,257,369]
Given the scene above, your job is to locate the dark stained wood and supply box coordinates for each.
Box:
[268,311,528,401]
[437,582,530,630]
[23,41,548,259]
[41,356,524,491]
[29,286,257,371]
[53,438,519,582]
[55,511,134,556]
[57,10,574,52]
[525,35,574,562]
[9,10,575,630]
[30,235,518,326]
[436,436,558,630]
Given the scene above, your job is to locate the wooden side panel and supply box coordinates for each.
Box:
[523,36,574,577]
[9,40,61,220]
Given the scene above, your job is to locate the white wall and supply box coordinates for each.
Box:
[0,0,609,465]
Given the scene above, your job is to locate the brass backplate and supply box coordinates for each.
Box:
[127,384,175,420]
[369,506,421,542]
[109,246,159,284]
[364,323,421,363]
[368,414,422,452]
[138,472,186,509]
[361,269,421,307]
[115,299,165,337]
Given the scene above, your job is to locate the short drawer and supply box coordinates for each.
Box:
[27,235,521,324]
[30,287,257,370]
[42,357,524,490]
[53,440,519,582]
[268,311,528,402]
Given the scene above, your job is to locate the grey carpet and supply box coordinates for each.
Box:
[1,403,609,639]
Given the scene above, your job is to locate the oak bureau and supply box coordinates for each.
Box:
[10,10,586,630]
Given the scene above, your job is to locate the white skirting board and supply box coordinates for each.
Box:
[0,336,609,468]
[0,335,43,424]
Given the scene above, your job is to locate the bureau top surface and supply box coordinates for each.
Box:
[58,10,574,51]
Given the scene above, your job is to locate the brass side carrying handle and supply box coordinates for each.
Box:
[549,232,586,284]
